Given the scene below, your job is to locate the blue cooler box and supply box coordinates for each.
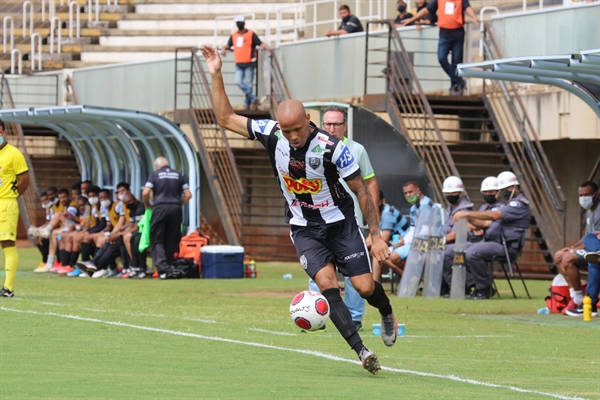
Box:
[201,245,245,279]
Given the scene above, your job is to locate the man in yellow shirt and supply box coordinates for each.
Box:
[0,119,31,297]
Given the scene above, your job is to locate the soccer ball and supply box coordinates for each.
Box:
[289,290,330,331]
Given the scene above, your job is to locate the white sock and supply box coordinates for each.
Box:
[573,290,583,305]
[569,288,575,298]
[46,255,55,268]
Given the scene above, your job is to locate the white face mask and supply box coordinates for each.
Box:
[100,200,111,208]
[579,195,595,210]
[52,197,59,205]
[88,196,99,205]
[41,202,52,209]
[118,193,125,201]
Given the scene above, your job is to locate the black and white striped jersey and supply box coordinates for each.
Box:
[247,119,361,226]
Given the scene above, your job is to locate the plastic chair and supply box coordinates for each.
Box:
[486,231,531,299]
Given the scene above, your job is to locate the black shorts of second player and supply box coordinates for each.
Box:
[290,216,371,280]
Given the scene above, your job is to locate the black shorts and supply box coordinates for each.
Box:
[290,216,371,279]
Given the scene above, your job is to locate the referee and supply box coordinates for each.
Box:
[0,119,30,297]
[142,157,192,278]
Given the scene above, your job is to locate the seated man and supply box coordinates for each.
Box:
[79,188,121,265]
[581,233,600,317]
[80,180,93,197]
[56,196,94,274]
[30,192,51,272]
[469,176,503,242]
[446,171,531,299]
[70,181,81,201]
[556,181,600,316]
[324,5,364,37]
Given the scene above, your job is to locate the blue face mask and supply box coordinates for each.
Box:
[0,136,4,146]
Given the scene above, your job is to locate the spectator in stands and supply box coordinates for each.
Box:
[306,106,379,331]
[81,180,93,197]
[556,181,600,316]
[401,0,479,96]
[394,0,414,26]
[143,156,191,280]
[221,15,269,111]
[445,171,531,299]
[325,5,364,37]
[413,0,437,29]
[371,191,411,282]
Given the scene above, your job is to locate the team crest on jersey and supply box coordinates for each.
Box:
[282,174,322,194]
[308,157,321,169]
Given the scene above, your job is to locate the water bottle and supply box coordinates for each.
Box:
[537,307,550,315]
[283,274,293,280]
[57,234,62,241]
[583,296,593,322]
[250,260,256,278]
[392,234,399,244]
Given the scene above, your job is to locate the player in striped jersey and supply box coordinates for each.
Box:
[202,45,398,375]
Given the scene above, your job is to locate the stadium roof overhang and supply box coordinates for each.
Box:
[0,105,200,231]
[457,49,600,118]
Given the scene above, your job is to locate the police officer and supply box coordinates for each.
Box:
[450,171,531,299]
[142,157,192,278]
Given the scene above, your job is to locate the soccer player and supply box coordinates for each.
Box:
[0,119,31,297]
[201,45,397,375]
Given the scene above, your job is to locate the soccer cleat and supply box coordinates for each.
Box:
[359,348,381,375]
[57,266,74,275]
[106,269,121,278]
[381,312,398,347]
[50,264,63,273]
[92,269,108,278]
[33,263,51,273]
[78,271,90,278]
[67,267,82,277]
[0,286,15,298]
[562,299,576,315]
[76,261,97,273]
[584,251,600,265]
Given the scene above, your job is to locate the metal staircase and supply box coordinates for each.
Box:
[364,20,564,277]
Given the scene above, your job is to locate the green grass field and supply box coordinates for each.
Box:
[1,248,598,399]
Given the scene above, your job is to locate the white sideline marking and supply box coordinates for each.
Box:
[40,302,66,306]
[406,335,513,339]
[81,307,216,323]
[0,307,583,400]
[182,318,218,324]
[248,328,298,336]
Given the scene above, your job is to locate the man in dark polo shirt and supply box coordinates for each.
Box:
[142,157,192,277]
[325,4,364,37]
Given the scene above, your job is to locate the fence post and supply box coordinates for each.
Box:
[22,1,34,38]
[3,16,14,54]
[31,32,42,71]
[50,16,62,54]
[11,49,22,74]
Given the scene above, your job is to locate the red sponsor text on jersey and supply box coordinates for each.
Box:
[282,174,322,195]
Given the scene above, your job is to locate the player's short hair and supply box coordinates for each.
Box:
[57,188,70,196]
[88,185,101,196]
[76,196,89,205]
[99,188,111,197]
[71,181,81,191]
[46,186,58,194]
[40,191,47,199]
[580,181,599,193]
[339,4,351,12]
[323,106,347,123]
[116,182,130,191]
[403,180,420,189]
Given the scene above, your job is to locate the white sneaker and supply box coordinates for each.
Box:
[37,228,51,239]
[91,269,108,278]
[79,271,90,278]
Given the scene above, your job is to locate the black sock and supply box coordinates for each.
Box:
[81,242,93,261]
[69,252,80,267]
[322,288,364,356]
[366,281,393,316]
[58,250,70,266]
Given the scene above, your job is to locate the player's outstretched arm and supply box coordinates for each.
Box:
[200,45,250,138]
[347,175,390,263]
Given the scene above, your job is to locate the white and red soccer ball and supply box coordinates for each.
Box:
[289,290,330,331]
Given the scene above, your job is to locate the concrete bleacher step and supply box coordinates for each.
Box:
[134,2,303,15]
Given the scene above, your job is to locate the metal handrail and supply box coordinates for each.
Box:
[69,1,81,38]
[23,1,34,38]
[480,23,566,251]
[88,0,99,22]
[365,19,459,204]
[264,48,291,118]
[10,49,22,74]
[30,32,42,71]
[50,16,62,54]
[3,16,14,54]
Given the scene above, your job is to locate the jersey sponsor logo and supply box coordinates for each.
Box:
[277,147,289,157]
[310,145,330,155]
[336,146,355,169]
[317,134,334,146]
[344,251,365,261]
[256,120,268,133]
[291,199,329,209]
[308,157,321,169]
[289,158,305,171]
[274,130,283,141]
[282,174,322,195]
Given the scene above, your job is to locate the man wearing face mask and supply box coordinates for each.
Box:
[448,171,531,299]
[325,5,364,37]
[554,181,600,316]
[394,0,414,25]
[467,176,502,243]
[221,15,268,111]
[404,180,433,228]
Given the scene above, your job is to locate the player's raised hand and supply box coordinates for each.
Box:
[370,236,391,263]
[200,45,222,76]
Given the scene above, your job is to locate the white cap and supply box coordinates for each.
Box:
[442,176,466,193]
[480,176,499,192]
[497,171,519,189]
[234,15,245,23]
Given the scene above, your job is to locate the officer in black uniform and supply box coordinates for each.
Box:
[142,157,192,277]
[450,171,531,299]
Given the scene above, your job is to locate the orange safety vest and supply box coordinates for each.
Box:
[438,0,464,30]
[231,30,256,64]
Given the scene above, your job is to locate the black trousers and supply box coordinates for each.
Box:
[129,232,148,271]
[37,238,49,263]
[150,204,182,272]
[95,240,122,270]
